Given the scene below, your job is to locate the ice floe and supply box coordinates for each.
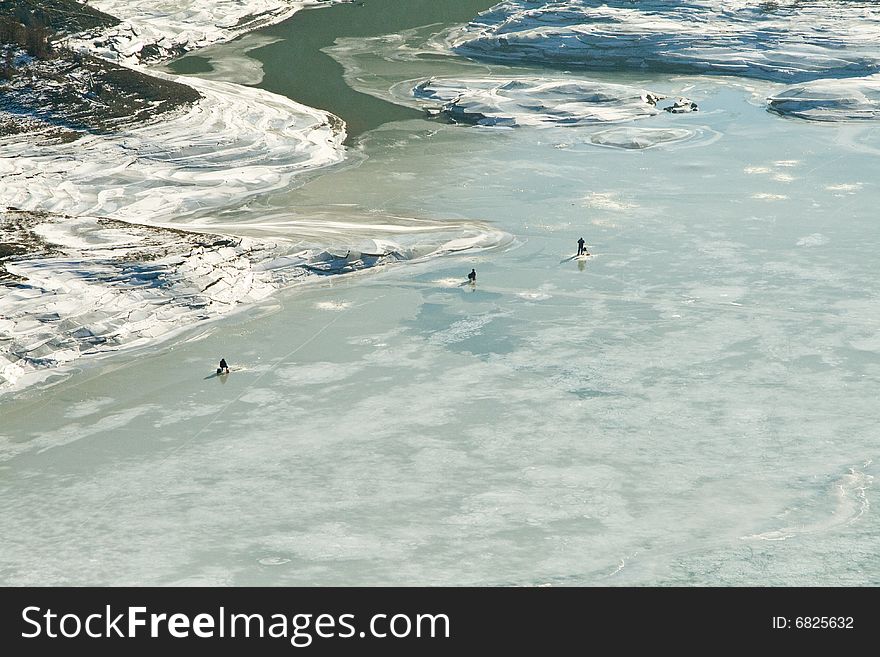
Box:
[0,210,509,393]
[450,1,880,84]
[413,77,665,127]
[768,75,880,121]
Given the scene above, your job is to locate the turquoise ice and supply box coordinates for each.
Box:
[1,1,878,586]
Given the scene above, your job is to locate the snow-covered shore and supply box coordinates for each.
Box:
[411,77,692,127]
[450,1,880,84]
[68,0,338,65]
[768,75,880,122]
[447,1,880,124]
[0,0,509,394]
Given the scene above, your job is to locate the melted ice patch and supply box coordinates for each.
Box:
[65,397,118,419]
[742,160,800,186]
[430,313,501,346]
[275,362,362,387]
[258,556,291,566]
[433,278,470,288]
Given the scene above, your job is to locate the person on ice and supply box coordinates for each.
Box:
[577,237,586,256]
[468,268,477,284]
[218,358,230,374]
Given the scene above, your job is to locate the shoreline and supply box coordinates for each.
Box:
[0,205,508,394]
[0,0,509,395]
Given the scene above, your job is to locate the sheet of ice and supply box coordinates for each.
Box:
[768,74,880,121]
[68,1,339,65]
[450,1,880,84]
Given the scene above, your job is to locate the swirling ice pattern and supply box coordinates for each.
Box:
[451,1,880,84]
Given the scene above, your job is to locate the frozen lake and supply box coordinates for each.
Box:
[1,1,878,586]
